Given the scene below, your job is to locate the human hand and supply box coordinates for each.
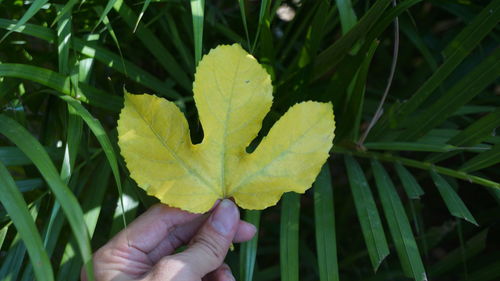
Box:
[81,199,256,281]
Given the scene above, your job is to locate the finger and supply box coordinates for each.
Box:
[86,204,207,281]
[147,214,208,263]
[203,264,235,281]
[149,199,239,279]
[180,199,239,276]
[108,204,201,254]
[234,221,257,243]
[148,217,256,263]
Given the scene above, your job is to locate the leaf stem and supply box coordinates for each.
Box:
[332,147,500,191]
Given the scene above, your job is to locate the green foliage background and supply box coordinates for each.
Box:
[0,0,499,280]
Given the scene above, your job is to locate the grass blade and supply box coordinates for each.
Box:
[47,107,82,264]
[113,0,191,90]
[335,0,358,34]
[109,179,140,236]
[460,143,500,172]
[0,115,94,280]
[337,40,379,140]
[57,5,81,183]
[430,171,477,225]
[56,95,122,186]
[0,78,20,107]
[55,94,126,231]
[0,224,28,280]
[239,210,261,281]
[159,13,194,73]
[237,0,251,49]
[40,164,97,268]
[372,0,500,138]
[0,19,178,97]
[364,0,422,51]
[251,0,270,53]
[344,155,389,270]
[16,178,44,193]
[278,1,328,63]
[51,0,78,27]
[133,0,152,33]
[0,223,8,249]
[280,192,300,281]
[73,38,179,98]
[0,18,56,43]
[394,163,424,199]
[429,229,488,277]
[0,162,54,281]
[371,160,427,281]
[400,16,438,70]
[56,4,71,75]
[463,260,500,281]
[0,63,122,111]
[257,16,276,76]
[254,266,280,281]
[57,158,111,281]
[92,5,126,79]
[93,0,117,30]
[190,0,205,64]
[295,1,333,68]
[339,40,380,141]
[0,0,48,42]
[399,47,500,140]
[0,146,63,166]
[313,0,392,79]
[315,39,374,106]
[26,60,84,281]
[427,109,500,163]
[313,163,339,281]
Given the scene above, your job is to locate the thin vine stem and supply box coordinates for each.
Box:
[358,0,400,145]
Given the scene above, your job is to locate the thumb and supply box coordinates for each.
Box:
[151,199,239,279]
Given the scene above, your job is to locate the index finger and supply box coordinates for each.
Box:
[108,204,202,254]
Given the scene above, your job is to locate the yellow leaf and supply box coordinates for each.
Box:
[118,44,335,213]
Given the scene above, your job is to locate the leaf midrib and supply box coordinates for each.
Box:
[216,55,243,197]
[230,108,329,194]
[129,99,218,196]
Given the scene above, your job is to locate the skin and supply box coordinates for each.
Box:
[81,199,256,281]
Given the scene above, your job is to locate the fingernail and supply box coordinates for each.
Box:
[248,223,257,235]
[211,199,238,235]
